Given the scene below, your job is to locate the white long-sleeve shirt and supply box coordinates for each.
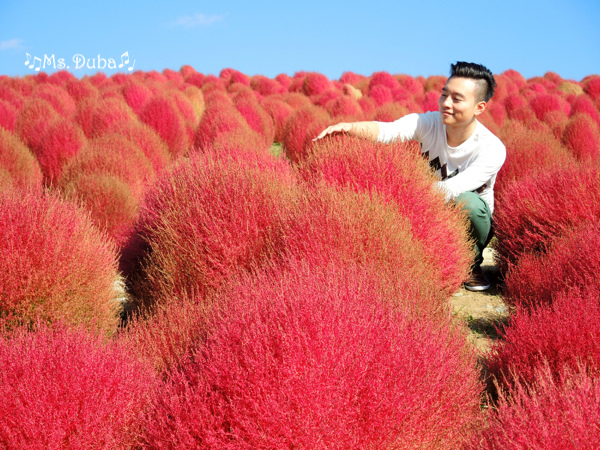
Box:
[376,111,506,214]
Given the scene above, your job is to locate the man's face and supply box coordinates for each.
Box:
[438,77,486,126]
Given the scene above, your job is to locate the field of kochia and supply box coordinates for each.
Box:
[0,67,599,448]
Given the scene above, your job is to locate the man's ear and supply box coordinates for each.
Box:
[474,100,487,116]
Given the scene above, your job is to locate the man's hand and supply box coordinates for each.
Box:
[313,121,380,142]
[313,123,353,141]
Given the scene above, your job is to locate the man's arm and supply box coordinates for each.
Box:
[313,121,380,141]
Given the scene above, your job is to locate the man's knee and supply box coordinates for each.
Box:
[455,192,490,219]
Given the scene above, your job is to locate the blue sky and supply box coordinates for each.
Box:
[1,0,599,81]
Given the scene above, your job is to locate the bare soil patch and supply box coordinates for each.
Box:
[450,248,510,354]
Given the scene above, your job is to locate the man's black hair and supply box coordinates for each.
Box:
[450,62,496,103]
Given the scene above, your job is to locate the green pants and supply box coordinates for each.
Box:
[455,192,493,270]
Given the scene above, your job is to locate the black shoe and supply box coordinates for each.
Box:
[464,266,490,292]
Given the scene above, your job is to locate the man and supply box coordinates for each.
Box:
[314,62,506,291]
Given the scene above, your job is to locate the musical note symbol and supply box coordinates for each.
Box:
[128,59,135,72]
[118,51,129,68]
[29,56,42,71]
[24,53,32,66]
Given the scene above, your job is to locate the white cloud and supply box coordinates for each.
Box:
[170,13,225,28]
[0,38,24,51]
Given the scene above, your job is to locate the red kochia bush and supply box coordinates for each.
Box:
[302,72,333,97]
[570,95,600,127]
[75,97,136,138]
[33,118,86,184]
[0,190,120,333]
[299,135,472,297]
[474,365,600,450]
[125,149,295,310]
[139,95,190,158]
[0,128,43,191]
[33,82,76,117]
[503,222,600,308]
[0,99,17,131]
[494,163,600,274]
[260,96,294,142]
[0,323,157,448]
[232,90,275,145]
[281,104,332,163]
[60,133,155,199]
[529,93,570,122]
[495,120,575,198]
[14,98,59,150]
[487,288,600,390]
[562,113,600,161]
[143,260,481,449]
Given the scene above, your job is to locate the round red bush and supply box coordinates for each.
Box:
[299,135,472,297]
[494,163,600,274]
[0,190,120,332]
[143,260,482,449]
[475,365,600,450]
[139,95,191,158]
[488,287,600,390]
[503,222,600,308]
[0,128,43,191]
[562,113,600,161]
[0,323,157,448]
[125,149,295,310]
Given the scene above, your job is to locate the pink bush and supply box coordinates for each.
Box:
[233,90,275,145]
[299,135,472,297]
[119,122,171,173]
[219,68,251,86]
[325,94,363,118]
[139,95,190,158]
[302,72,333,97]
[60,173,140,247]
[64,77,98,102]
[373,102,410,122]
[281,104,332,163]
[562,113,600,161]
[475,365,600,450]
[0,99,17,131]
[123,293,210,374]
[339,71,366,85]
[250,75,286,96]
[529,93,571,122]
[75,97,136,138]
[369,71,400,91]
[59,133,155,199]
[194,96,260,151]
[0,189,120,332]
[0,128,43,191]
[0,323,157,448]
[121,80,153,114]
[495,120,574,198]
[583,76,600,100]
[488,288,600,389]
[368,84,393,106]
[397,74,424,95]
[421,90,440,112]
[494,163,600,274]
[503,223,600,308]
[124,149,295,310]
[142,260,482,449]
[33,82,76,117]
[14,98,59,150]
[33,118,86,184]
[570,94,600,126]
[260,96,294,142]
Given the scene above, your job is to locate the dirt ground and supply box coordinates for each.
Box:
[450,247,511,354]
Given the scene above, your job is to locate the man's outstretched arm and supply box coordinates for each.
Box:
[313,121,380,141]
